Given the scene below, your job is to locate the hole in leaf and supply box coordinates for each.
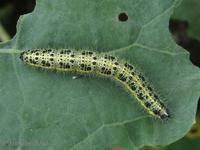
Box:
[118,12,128,22]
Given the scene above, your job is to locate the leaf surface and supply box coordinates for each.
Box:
[0,0,200,150]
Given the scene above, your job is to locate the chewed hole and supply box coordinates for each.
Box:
[118,12,128,22]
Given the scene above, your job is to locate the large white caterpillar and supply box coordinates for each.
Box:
[20,49,170,120]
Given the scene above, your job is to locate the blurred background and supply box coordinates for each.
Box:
[0,0,199,150]
[0,0,35,40]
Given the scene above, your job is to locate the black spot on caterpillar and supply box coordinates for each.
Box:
[20,49,170,120]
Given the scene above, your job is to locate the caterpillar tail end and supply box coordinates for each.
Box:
[160,110,171,120]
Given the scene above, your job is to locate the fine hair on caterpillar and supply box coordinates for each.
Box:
[20,48,170,120]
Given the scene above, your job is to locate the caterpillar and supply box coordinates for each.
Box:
[20,49,170,120]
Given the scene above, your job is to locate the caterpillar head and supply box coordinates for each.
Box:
[19,49,51,67]
[20,51,27,62]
